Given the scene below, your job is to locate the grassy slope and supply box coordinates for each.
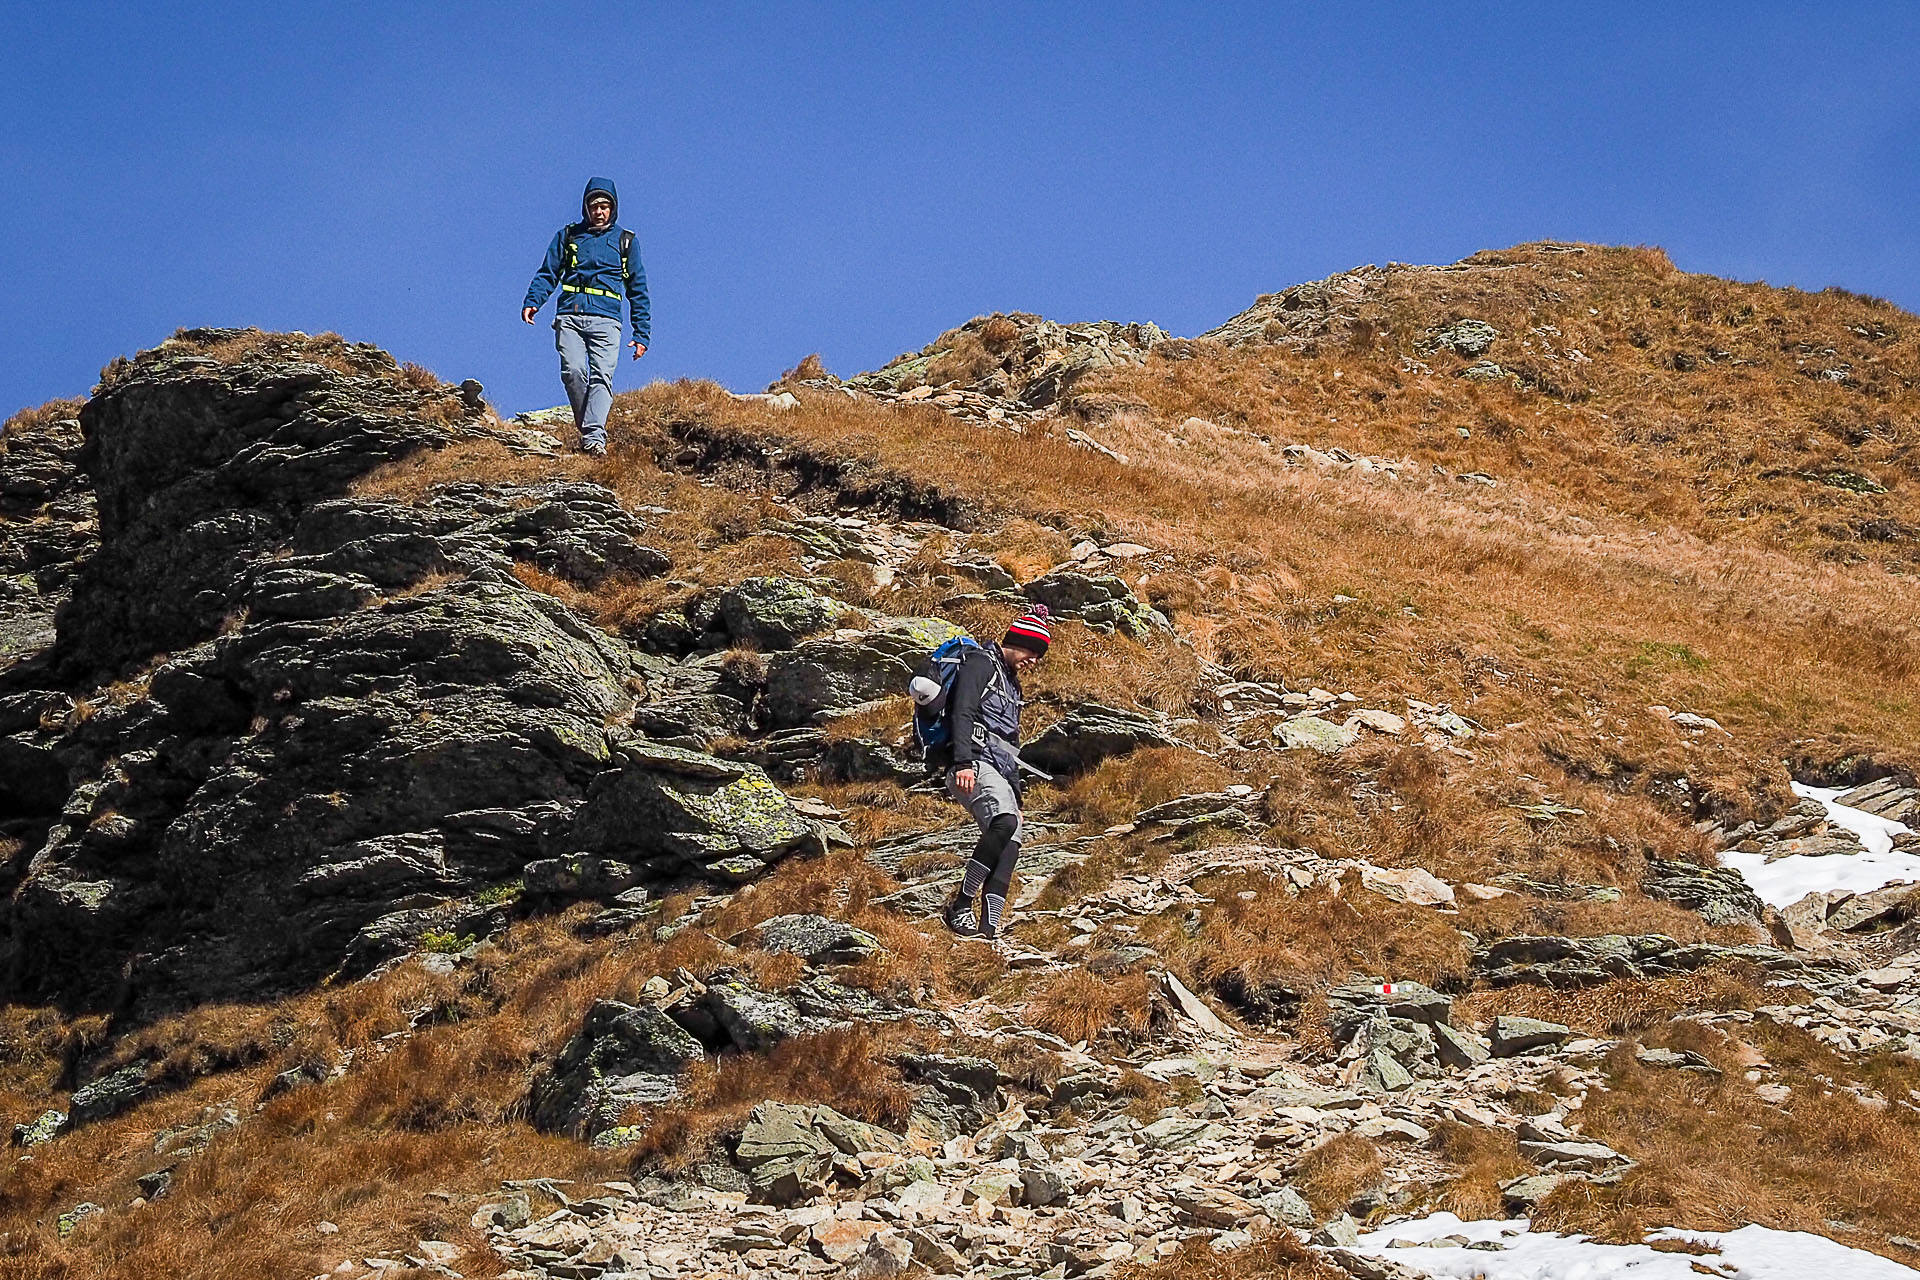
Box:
[6,244,1920,1272]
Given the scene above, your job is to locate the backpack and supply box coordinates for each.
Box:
[908,636,985,753]
[563,225,635,284]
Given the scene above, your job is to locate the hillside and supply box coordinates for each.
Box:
[1,245,1918,1279]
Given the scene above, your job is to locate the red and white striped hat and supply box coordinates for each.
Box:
[1003,604,1052,656]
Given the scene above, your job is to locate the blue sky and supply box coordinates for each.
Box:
[3,3,1916,416]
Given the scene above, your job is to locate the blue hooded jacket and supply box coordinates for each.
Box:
[523,176,651,344]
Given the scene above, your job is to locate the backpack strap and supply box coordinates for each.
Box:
[620,228,634,280]
[557,221,629,300]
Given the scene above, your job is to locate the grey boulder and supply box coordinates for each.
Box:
[756,914,884,966]
[716,577,839,649]
[762,615,964,728]
[69,1063,154,1126]
[1489,1015,1572,1057]
[530,999,706,1138]
[571,740,819,882]
[1021,571,1168,638]
[1020,704,1176,777]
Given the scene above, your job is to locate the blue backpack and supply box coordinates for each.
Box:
[908,636,984,752]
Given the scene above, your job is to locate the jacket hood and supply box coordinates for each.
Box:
[581,176,619,221]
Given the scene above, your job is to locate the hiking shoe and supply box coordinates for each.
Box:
[581,439,607,457]
[942,892,980,937]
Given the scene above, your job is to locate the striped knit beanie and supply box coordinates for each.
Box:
[1003,604,1052,656]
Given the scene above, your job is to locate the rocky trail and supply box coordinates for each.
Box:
[440,798,1920,1280]
[4,258,1920,1279]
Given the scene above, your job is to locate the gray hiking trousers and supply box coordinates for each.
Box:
[947,760,1024,908]
[555,313,622,447]
[945,759,1024,844]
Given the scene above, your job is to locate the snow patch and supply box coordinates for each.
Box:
[1795,782,1911,856]
[1719,782,1919,909]
[1351,1211,1920,1278]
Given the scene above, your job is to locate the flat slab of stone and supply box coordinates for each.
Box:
[1274,716,1358,753]
[1490,1015,1572,1057]
[1358,865,1455,906]
[1518,1139,1632,1172]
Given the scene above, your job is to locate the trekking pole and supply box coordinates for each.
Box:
[1015,757,1055,783]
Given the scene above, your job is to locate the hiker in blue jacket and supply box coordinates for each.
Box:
[939,607,1052,954]
[522,177,651,456]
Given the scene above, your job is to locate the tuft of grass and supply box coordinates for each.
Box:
[772,353,831,386]
[1431,1121,1532,1219]
[1294,1132,1386,1217]
[473,879,522,907]
[1115,1231,1346,1280]
[1022,969,1153,1046]
[1050,747,1236,828]
[1454,969,1768,1038]
[3,396,85,441]
[718,643,767,687]
[1170,872,1474,1010]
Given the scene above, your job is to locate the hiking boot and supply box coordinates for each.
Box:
[581,441,607,458]
[942,891,980,937]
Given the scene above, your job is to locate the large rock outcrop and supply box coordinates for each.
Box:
[61,333,455,668]
[0,334,818,1013]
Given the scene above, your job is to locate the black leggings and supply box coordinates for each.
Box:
[966,812,1021,899]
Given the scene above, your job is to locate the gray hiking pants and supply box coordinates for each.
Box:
[555,313,622,448]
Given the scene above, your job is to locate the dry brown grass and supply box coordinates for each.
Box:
[1025,622,1210,720]
[622,1023,923,1173]
[818,696,912,744]
[153,327,424,387]
[1170,873,1475,1008]
[355,429,823,638]
[580,259,1919,787]
[1431,1120,1533,1219]
[717,643,767,688]
[1107,244,1918,564]
[355,438,575,504]
[0,1007,103,1123]
[1050,747,1237,828]
[1115,1231,1346,1280]
[0,910,694,1277]
[1455,970,1770,1038]
[771,353,831,387]
[508,561,600,615]
[22,243,1920,1268]
[1022,969,1154,1046]
[924,324,1010,387]
[785,779,951,846]
[1454,893,1745,948]
[705,847,962,1003]
[1293,1131,1386,1217]
[2,396,84,441]
[973,518,1074,581]
[1533,1021,1920,1254]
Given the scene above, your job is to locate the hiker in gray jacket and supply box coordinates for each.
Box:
[941,607,1052,952]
